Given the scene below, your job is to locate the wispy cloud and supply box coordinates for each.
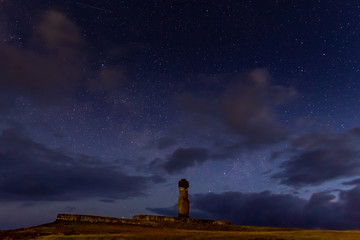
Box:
[0,125,163,201]
[272,128,360,187]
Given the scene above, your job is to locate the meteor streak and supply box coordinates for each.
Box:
[76,2,112,13]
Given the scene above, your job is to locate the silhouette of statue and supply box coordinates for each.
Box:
[178,179,189,218]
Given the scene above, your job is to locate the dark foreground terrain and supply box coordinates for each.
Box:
[1,221,360,240]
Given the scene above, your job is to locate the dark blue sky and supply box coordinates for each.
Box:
[1,0,360,230]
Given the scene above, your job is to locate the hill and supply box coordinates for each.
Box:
[1,214,360,239]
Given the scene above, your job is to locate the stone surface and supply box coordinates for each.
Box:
[178,179,189,188]
[56,214,135,224]
[133,215,230,225]
[178,178,190,218]
[56,214,231,226]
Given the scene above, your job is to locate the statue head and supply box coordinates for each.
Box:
[178,178,189,189]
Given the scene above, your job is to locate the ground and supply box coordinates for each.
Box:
[1,221,360,240]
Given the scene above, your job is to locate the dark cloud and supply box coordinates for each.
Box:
[343,178,360,186]
[191,191,306,228]
[33,10,84,57]
[87,67,128,93]
[150,188,360,230]
[175,69,297,148]
[0,10,85,105]
[163,147,210,174]
[0,126,161,201]
[153,70,297,174]
[98,199,116,203]
[147,145,232,175]
[340,186,360,225]
[153,133,231,175]
[155,137,177,150]
[272,128,360,187]
[147,158,164,172]
[146,137,177,151]
[0,9,129,112]
[219,70,295,146]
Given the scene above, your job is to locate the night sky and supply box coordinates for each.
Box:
[1,0,360,230]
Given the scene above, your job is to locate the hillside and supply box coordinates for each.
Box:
[1,214,360,240]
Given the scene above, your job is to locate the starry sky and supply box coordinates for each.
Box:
[1,0,360,230]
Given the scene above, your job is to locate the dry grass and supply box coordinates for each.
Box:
[37,230,360,240]
[1,221,360,240]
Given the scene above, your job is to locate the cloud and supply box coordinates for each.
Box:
[0,10,84,105]
[88,67,128,92]
[0,126,162,201]
[272,128,360,187]
[154,70,297,174]
[0,45,82,101]
[219,70,295,146]
[175,69,297,148]
[0,7,138,124]
[33,10,84,58]
[0,9,130,112]
[191,191,306,228]
[160,145,238,174]
[145,137,177,151]
[163,147,210,174]
[155,137,177,150]
[149,188,360,229]
[340,186,360,225]
[343,178,360,186]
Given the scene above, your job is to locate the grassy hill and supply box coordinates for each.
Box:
[1,220,360,240]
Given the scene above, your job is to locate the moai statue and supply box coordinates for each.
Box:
[178,178,189,218]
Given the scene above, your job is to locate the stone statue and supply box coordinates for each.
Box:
[178,178,189,218]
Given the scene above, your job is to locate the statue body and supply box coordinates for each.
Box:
[178,179,189,218]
